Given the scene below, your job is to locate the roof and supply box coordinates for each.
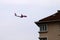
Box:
[35,10,60,24]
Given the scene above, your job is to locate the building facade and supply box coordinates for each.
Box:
[35,10,60,40]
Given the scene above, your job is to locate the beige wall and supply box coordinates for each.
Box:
[39,22,60,40]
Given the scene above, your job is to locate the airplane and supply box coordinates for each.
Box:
[14,13,27,18]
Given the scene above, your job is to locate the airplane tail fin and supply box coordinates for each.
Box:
[15,13,17,16]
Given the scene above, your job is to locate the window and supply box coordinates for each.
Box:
[39,38,47,40]
[39,24,48,32]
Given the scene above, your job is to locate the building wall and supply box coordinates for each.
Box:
[39,22,60,40]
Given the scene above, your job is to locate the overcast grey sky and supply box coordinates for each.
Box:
[0,0,60,40]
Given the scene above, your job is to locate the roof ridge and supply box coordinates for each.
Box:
[38,10,60,23]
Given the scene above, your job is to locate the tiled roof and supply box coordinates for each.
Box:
[35,10,60,23]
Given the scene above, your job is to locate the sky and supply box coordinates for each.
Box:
[0,0,60,40]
